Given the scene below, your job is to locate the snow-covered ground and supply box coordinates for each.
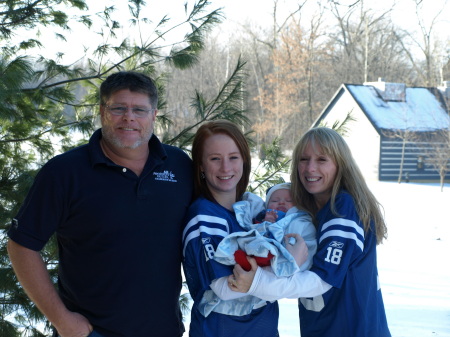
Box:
[372,181,450,337]
[183,181,450,336]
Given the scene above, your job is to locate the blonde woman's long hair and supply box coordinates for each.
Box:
[290,127,388,244]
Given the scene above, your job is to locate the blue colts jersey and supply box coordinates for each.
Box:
[299,191,391,337]
[182,197,279,337]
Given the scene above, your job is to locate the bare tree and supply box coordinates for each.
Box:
[220,1,310,148]
[393,0,449,86]
[255,14,332,148]
[163,34,239,135]
[423,127,450,192]
[327,0,400,83]
[382,129,421,183]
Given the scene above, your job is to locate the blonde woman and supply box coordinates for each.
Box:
[230,127,391,337]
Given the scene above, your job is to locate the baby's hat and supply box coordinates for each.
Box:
[265,182,291,205]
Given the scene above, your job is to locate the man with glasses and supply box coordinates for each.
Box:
[7,71,193,337]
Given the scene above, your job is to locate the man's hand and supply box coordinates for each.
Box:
[7,240,93,337]
[55,310,93,337]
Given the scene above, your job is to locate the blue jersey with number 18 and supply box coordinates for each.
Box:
[182,196,279,337]
[299,191,391,337]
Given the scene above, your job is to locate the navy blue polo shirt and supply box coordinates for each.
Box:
[8,129,193,337]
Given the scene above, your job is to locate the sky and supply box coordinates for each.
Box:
[218,0,450,33]
[17,0,450,65]
[182,180,450,336]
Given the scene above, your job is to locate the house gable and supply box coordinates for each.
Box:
[314,80,450,182]
[313,85,380,180]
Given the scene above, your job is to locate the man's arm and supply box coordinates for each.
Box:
[7,239,92,337]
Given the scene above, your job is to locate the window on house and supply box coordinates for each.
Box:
[417,156,424,171]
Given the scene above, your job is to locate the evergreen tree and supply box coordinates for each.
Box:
[0,1,293,334]
[0,1,224,335]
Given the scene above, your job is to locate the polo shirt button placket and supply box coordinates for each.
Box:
[122,168,127,173]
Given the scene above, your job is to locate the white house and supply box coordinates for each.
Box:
[313,79,450,182]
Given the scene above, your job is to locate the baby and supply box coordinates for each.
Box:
[215,182,317,274]
[200,183,317,318]
[255,184,296,234]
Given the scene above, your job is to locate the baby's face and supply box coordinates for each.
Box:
[267,189,293,213]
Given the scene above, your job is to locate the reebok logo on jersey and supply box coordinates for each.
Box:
[202,237,215,261]
[153,170,177,182]
[329,241,344,248]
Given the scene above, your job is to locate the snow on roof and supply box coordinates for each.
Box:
[346,84,450,131]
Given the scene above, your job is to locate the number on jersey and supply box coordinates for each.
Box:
[204,244,215,261]
[325,246,342,265]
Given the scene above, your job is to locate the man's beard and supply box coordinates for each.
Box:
[101,126,152,149]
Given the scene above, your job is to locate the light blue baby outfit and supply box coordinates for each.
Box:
[198,190,317,317]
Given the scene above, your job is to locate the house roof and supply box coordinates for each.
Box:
[344,83,450,132]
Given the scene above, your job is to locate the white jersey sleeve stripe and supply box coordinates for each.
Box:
[183,226,228,256]
[319,229,364,252]
[322,218,364,237]
[183,214,230,238]
[183,217,229,256]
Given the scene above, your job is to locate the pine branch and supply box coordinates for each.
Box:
[0,121,84,144]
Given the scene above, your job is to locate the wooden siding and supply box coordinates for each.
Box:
[379,140,450,181]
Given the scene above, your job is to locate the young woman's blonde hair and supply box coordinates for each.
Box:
[290,127,388,244]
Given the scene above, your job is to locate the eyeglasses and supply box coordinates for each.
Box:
[105,105,154,118]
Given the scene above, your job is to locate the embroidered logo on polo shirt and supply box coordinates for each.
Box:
[153,170,177,182]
